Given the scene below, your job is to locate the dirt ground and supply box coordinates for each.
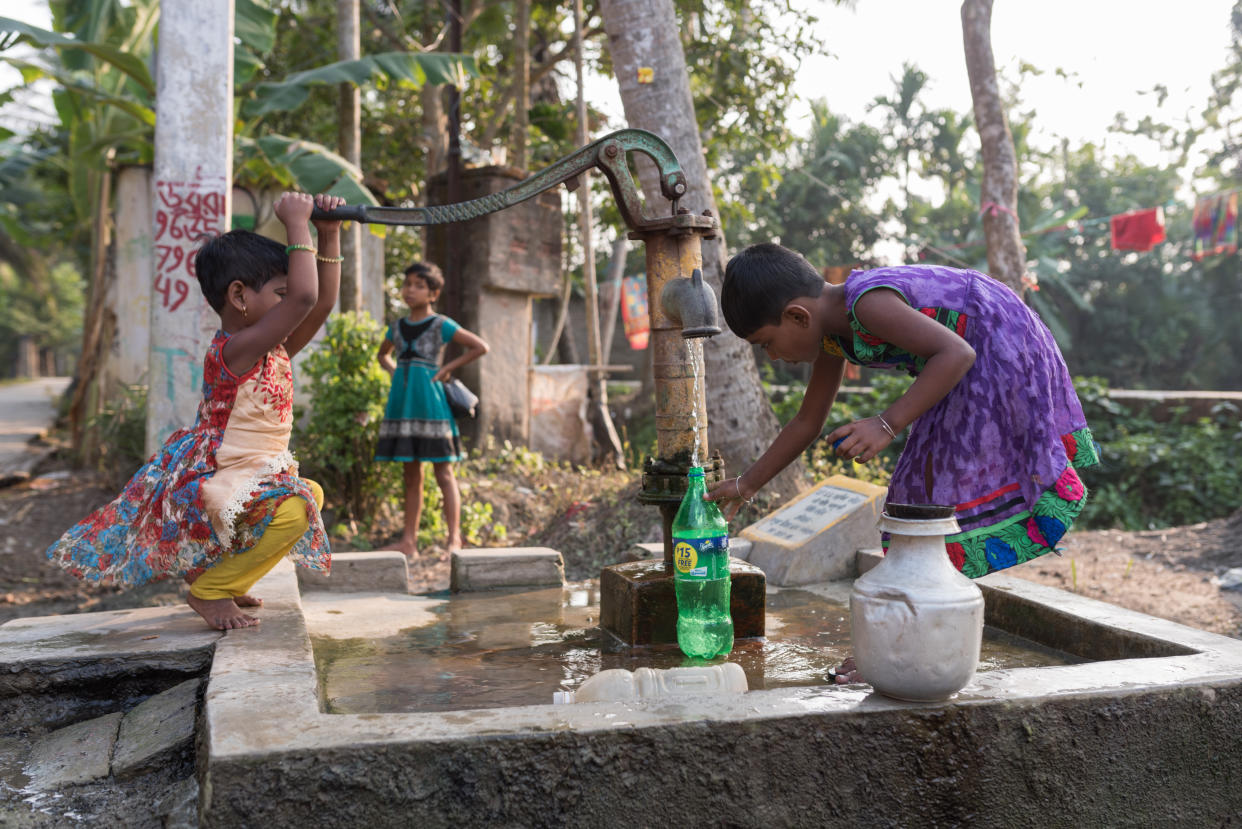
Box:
[2,457,1240,639]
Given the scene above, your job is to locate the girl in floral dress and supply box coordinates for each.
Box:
[708,244,1098,580]
[47,192,345,630]
[375,262,489,558]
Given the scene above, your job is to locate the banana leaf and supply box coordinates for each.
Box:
[0,17,154,95]
[241,52,478,118]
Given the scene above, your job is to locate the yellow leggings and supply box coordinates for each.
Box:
[190,480,323,601]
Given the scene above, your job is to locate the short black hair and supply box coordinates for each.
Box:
[194,230,288,312]
[721,243,825,338]
[404,261,444,293]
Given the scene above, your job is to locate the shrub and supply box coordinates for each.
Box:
[294,312,400,529]
[1074,377,1242,529]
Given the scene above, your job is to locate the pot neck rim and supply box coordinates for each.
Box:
[879,513,962,536]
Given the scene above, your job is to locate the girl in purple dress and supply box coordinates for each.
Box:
[706,243,1098,582]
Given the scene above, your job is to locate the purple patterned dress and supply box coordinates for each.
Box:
[831,265,1098,578]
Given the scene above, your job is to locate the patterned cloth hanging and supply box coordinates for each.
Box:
[1191,192,1238,261]
[620,274,650,350]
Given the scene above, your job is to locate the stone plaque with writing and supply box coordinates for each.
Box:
[738,475,886,586]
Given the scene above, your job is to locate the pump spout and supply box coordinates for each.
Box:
[658,268,722,339]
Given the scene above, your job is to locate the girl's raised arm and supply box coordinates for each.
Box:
[222,192,318,375]
[284,194,346,358]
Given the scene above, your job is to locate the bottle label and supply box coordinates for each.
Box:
[673,536,729,579]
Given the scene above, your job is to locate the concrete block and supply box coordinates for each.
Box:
[25,711,122,790]
[450,547,565,592]
[297,551,409,594]
[740,475,886,586]
[600,558,765,646]
[0,606,218,697]
[624,542,663,562]
[112,678,200,780]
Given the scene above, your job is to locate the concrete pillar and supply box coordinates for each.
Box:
[110,167,154,390]
[146,0,234,452]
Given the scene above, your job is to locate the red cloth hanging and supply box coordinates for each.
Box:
[1109,206,1166,252]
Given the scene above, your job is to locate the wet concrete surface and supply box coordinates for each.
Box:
[309,579,1078,714]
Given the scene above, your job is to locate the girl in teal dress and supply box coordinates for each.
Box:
[376,262,489,558]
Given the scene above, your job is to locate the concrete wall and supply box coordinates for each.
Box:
[424,167,562,447]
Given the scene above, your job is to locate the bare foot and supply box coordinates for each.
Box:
[446,535,463,554]
[233,593,263,607]
[187,594,260,630]
[831,656,864,684]
[399,537,419,559]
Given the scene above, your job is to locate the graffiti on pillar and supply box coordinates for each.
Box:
[148,173,227,449]
[153,177,226,312]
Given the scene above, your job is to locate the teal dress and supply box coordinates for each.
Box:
[375,314,463,462]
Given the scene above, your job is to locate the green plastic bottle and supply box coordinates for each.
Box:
[672,467,733,659]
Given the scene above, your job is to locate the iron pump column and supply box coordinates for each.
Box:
[631,212,722,563]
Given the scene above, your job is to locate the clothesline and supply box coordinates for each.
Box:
[915,189,1239,261]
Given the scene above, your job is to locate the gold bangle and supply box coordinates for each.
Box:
[286,244,317,255]
[315,254,344,264]
[876,414,898,439]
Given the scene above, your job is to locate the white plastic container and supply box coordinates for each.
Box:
[850,508,984,702]
[552,663,748,704]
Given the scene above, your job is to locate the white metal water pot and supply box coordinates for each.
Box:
[849,505,984,701]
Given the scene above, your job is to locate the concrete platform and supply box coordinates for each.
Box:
[0,605,219,696]
[197,558,1242,827]
[450,546,565,591]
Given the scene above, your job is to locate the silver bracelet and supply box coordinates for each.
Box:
[735,476,754,504]
[876,414,897,440]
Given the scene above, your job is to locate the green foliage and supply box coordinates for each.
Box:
[294,312,399,527]
[0,260,83,378]
[1074,377,1242,530]
[240,51,477,118]
[764,372,911,489]
[84,381,147,488]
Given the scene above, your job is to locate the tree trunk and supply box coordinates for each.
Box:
[69,165,113,451]
[599,0,806,501]
[337,0,362,312]
[961,0,1027,295]
[575,0,624,468]
[513,0,531,171]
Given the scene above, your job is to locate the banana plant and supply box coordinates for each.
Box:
[0,1,478,218]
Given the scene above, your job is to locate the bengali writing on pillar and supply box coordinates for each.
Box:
[153,179,227,314]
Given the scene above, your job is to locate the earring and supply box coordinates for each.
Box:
[241,304,248,322]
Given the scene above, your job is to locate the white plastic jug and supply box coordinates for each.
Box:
[552,662,748,704]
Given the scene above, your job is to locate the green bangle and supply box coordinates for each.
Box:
[286,244,317,255]
[316,254,344,264]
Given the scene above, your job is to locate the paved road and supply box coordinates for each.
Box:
[0,377,70,474]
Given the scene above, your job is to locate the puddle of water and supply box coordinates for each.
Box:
[312,582,1083,714]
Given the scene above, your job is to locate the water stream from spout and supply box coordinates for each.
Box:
[686,338,704,467]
